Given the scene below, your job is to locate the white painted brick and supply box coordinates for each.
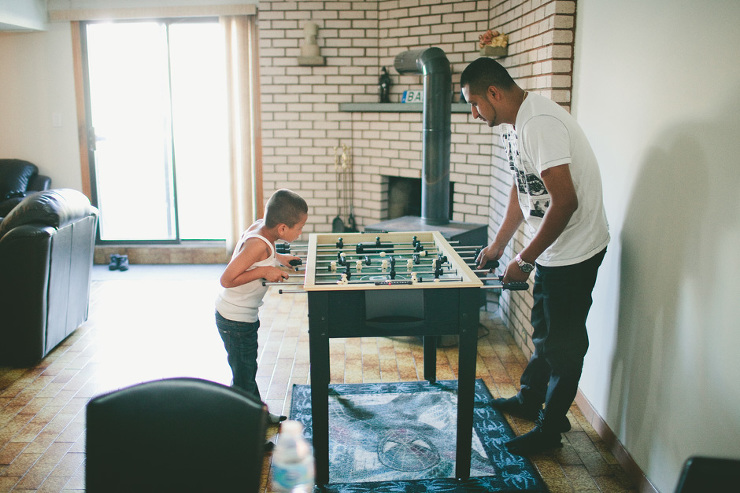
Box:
[260,0,573,352]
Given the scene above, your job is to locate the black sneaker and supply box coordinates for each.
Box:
[268,412,287,424]
[505,426,563,456]
[545,409,571,433]
[491,396,541,421]
[492,397,571,433]
[117,255,129,271]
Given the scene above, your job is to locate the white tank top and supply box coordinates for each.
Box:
[215,232,278,323]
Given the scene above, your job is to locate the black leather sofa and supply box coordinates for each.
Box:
[0,159,52,218]
[0,189,98,366]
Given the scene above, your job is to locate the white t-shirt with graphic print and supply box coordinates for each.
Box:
[503,92,609,267]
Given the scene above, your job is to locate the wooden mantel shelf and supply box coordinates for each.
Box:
[339,103,471,114]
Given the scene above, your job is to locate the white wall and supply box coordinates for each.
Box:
[0,22,82,189]
[0,0,46,31]
[573,0,740,491]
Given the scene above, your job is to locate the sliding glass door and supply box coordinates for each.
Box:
[83,19,229,242]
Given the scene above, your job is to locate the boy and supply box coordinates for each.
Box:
[215,189,308,426]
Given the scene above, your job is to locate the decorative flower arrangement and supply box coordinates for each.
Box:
[478,29,509,57]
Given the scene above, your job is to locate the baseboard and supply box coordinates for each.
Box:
[574,390,658,493]
[94,244,229,265]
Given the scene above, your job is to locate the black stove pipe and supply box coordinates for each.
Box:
[394,47,451,226]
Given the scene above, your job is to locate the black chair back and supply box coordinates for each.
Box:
[86,377,268,493]
[674,455,740,492]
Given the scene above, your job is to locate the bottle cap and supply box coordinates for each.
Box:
[281,420,303,435]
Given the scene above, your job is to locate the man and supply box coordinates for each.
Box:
[461,57,609,455]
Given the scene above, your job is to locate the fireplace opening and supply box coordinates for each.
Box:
[387,176,453,221]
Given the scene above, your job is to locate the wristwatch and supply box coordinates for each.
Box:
[515,253,535,273]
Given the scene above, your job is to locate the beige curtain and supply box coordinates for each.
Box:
[221,15,263,251]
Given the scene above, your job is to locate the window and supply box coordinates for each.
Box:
[82,19,229,242]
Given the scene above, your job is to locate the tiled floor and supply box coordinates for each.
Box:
[0,265,636,492]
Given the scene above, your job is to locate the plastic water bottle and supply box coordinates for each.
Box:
[271,420,315,492]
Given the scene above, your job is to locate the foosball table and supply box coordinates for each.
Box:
[271,231,527,485]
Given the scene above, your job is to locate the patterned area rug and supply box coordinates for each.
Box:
[289,379,548,492]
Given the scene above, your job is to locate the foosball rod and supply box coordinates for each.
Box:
[315,277,465,286]
[452,246,485,252]
[316,236,436,246]
[279,239,480,248]
[311,243,483,252]
[313,258,450,268]
[313,269,459,278]
[264,275,467,287]
[311,248,443,258]
[265,276,527,291]
[277,243,483,258]
[285,245,477,256]
[286,253,450,270]
[276,283,525,294]
[311,248,481,263]
[314,260,456,273]
[283,256,490,275]
[271,279,526,290]
[300,265,462,278]
[263,281,304,287]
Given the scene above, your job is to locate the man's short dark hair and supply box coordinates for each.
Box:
[264,189,308,228]
[460,57,516,97]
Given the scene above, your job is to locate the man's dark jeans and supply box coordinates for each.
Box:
[519,248,606,428]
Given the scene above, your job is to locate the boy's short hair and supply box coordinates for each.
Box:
[264,189,308,228]
[460,57,516,97]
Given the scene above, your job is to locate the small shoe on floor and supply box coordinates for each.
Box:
[491,395,541,421]
[268,412,287,424]
[108,254,129,271]
[505,426,563,456]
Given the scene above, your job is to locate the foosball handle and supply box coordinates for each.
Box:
[503,281,529,291]
[289,258,303,267]
[473,247,499,272]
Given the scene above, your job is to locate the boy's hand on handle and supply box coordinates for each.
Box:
[264,266,290,283]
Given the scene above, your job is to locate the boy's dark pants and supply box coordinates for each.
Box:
[518,248,606,429]
[215,311,261,401]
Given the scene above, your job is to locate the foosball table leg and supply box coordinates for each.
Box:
[307,292,331,486]
[423,336,437,384]
[455,288,480,480]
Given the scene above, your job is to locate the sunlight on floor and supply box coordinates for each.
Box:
[87,266,232,394]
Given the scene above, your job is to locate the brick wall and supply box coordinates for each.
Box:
[258,0,577,357]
